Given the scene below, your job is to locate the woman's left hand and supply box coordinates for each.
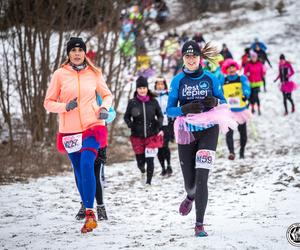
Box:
[202,96,218,107]
[158,130,164,137]
[98,107,109,120]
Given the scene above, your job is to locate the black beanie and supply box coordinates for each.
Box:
[136,76,148,88]
[182,40,201,56]
[279,54,285,60]
[67,37,86,55]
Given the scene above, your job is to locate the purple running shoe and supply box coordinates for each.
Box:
[179,196,194,216]
[195,222,208,237]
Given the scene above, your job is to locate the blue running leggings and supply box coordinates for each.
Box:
[68,136,99,209]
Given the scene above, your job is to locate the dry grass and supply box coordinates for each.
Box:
[0,143,69,185]
[0,137,136,185]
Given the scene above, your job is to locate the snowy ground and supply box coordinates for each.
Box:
[1,1,300,249]
[1,122,299,250]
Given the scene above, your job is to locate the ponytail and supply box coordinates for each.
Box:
[85,56,102,75]
[201,42,220,64]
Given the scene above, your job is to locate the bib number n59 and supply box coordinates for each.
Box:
[195,149,215,169]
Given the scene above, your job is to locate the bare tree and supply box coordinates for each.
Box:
[0,37,14,154]
[1,0,129,144]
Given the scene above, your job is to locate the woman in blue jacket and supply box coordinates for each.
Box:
[166,40,226,237]
[220,59,251,160]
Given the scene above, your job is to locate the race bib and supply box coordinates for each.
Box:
[195,150,215,169]
[228,97,241,108]
[223,82,246,108]
[145,147,158,158]
[62,133,82,153]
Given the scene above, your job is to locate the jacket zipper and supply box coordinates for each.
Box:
[142,102,147,138]
[77,72,83,130]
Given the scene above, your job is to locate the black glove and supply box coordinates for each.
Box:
[242,96,248,102]
[66,97,78,112]
[98,107,109,120]
[202,96,218,108]
[181,101,204,115]
[127,122,133,128]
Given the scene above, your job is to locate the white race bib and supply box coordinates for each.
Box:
[228,97,241,108]
[163,115,168,126]
[62,133,82,153]
[195,150,215,170]
[145,147,158,158]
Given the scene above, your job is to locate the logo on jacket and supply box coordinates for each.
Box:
[199,81,209,89]
[182,84,208,99]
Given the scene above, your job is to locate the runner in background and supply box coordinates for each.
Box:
[220,59,251,160]
[154,76,173,176]
[274,54,297,115]
[244,50,265,115]
[124,76,164,185]
[75,95,116,221]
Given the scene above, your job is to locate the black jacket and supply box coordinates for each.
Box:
[220,49,233,60]
[255,49,272,67]
[124,97,164,138]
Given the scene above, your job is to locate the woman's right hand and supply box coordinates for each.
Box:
[65,97,78,112]
[98,107,109,120]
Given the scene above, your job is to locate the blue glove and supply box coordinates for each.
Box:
[106,107,116,124]
[66,97,78,112]
[98,107,109,120]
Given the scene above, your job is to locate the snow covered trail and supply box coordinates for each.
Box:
[0,103,299,250]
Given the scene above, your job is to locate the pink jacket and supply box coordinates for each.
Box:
[44,65,113,133]
[244,61,265,82]
[274,61,297,93]
[275,61,294,83]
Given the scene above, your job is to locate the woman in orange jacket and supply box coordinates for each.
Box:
[44,37,113,233]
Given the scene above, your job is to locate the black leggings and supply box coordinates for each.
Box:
[178,125,219,223]
[135,154,154,184]
[157,126,171,169]
[94,147,107,205]
[263,76,266,91]
[283,92,295,113]
[226,123,247,156]
[249,87,260,107]
[75,147,107,206]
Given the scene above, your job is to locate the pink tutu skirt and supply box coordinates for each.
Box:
[174,104,239,144]
[280,81,298,93]
[230,109,252,125]
[56,125,108,154]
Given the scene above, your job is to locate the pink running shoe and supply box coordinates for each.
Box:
[179,196,194,216]
[195,222,208,237]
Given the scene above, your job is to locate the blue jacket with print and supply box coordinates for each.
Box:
[166,69,226,131]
